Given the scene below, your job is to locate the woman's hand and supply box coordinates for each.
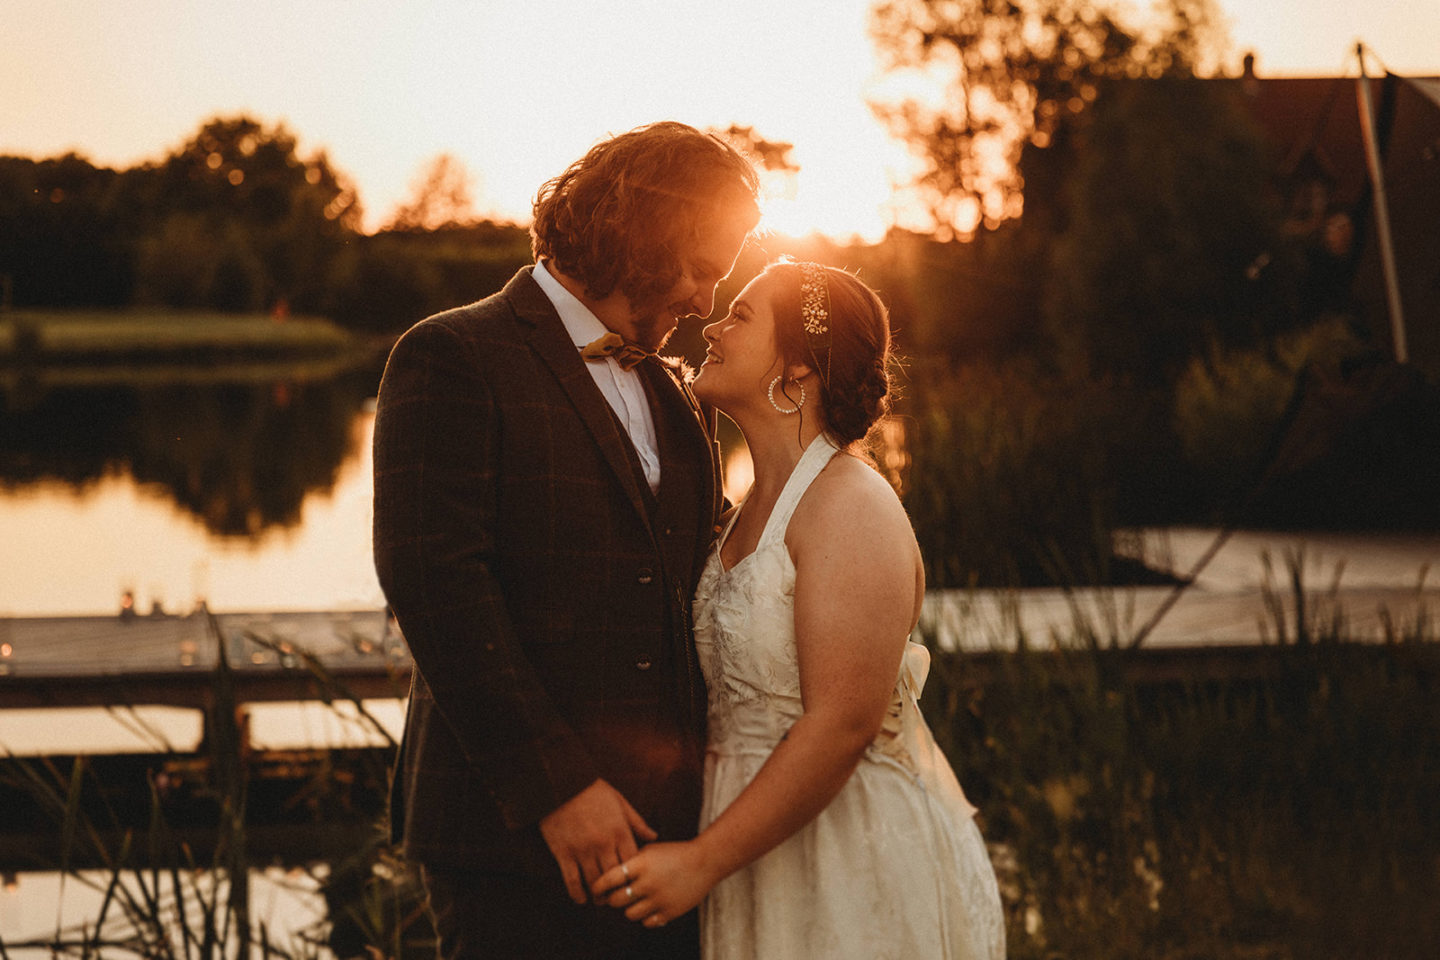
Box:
[590,840,717,928]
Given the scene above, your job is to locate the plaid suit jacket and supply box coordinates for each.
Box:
[373,267,719,874]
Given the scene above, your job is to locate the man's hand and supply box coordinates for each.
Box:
[539,779,658,904]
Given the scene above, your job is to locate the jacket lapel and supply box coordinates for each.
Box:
[505,268,655,533]
[640,359,721,528]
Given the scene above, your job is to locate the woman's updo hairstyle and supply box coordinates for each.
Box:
[764,259,892,448]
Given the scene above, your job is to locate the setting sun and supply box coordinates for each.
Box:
[753,134,926,242]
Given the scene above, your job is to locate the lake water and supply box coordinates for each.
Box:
[0,867,326,955]
[0,392,755,620]
[0,411,384,619]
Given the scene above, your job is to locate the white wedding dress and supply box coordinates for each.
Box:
[694,435,1007,960]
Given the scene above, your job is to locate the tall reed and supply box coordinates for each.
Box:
[925,562,1440,959]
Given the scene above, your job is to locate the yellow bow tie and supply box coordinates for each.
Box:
[580,331,654,371]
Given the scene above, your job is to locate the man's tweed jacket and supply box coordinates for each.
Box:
[373,266,719,875]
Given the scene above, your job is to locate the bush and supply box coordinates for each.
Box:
[1172,317,1369,506]
[895,359,1162,587]
[323,226,531,332]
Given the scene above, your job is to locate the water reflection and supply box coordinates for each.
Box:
[0,867,326,953]
[0,359,388,616]
[1,366,380,537]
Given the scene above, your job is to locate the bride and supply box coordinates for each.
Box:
[593,259,1006,959]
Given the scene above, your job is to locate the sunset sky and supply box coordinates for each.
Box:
[4,0,1439,241]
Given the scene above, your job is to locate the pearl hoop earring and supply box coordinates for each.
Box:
[768,375,804,414]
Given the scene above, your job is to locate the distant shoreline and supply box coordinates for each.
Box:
[0,308,379,365]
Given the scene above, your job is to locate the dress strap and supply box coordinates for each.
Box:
[714,497,746,555]
[755,433,841,548]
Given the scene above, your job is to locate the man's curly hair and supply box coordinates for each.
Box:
[531,122,760,307]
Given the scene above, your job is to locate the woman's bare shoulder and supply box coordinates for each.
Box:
[790,452,915,553]
[788,450,925,627]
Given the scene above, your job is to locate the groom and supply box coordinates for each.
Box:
[372,122,759,959]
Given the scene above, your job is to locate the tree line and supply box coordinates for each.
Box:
[0,116,533,330]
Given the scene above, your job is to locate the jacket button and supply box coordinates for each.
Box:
[635,658,653,671]
[637,567,654,585]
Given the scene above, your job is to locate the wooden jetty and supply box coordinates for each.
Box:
[0,607,409,870]
[0,606,411,711]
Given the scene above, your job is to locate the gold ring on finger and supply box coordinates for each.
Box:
[625,885,634,903]
[621,862,631,881]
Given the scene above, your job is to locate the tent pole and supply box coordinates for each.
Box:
[1355,42,1409,363]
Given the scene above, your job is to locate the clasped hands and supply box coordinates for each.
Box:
[538,779,716,929]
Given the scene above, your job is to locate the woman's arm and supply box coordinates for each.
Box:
[592,458,923,926]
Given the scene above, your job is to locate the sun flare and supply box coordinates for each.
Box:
[749,134,928,243]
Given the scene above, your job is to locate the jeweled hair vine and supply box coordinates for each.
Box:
[797,262,833,388]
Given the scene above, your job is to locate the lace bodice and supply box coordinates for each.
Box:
[693,435,917,771]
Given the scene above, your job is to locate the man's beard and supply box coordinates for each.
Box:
[629,302,685,352]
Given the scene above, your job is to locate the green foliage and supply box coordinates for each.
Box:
[142,116,360,315]
[1240,357,1440,531]
[136,215,269,312]
[897,359,1145,587]
[324,223,533,331]
[0,153,140,307]
[865,229,1051,360]
[152,116,360,235]
[922,584,1440,958]
[0,115,538,330]
[865,1,1319,398]
[1,116,360,316]
[1044,77,1288,382]
[0,310,355,359]
[1172,317,1367,503]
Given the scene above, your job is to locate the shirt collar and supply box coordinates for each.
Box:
[532,260,610,348]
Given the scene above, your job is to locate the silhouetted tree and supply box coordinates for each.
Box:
[869,0,1224,236]
[0,153,139,306]
[709,124,805,230]
[324,220,533,331]
[0,376,369,536]
[711,125,801,174]
[386,154,480,231]
[136,115,361,313]
[153,117,360,229]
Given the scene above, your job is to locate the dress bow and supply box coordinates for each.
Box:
[580,331,655,371]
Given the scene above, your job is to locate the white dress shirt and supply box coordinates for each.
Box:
[532,260,661,493]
